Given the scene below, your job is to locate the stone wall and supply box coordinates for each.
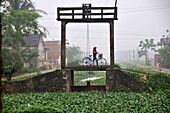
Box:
[3,69,147,93]
[3,70,67,94]
[106,68,146,92]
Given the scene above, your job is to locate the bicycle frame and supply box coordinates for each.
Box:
[82,54,107,66]
[87,55,99,65]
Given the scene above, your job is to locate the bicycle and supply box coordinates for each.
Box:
[82,53,107,65]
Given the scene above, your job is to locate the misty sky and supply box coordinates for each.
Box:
[32,0,170,61]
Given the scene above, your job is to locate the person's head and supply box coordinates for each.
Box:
[93,47,97,50]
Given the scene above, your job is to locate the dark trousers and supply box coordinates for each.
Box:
[93,56,98,65]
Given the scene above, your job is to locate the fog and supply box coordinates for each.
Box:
[32,0,170,63]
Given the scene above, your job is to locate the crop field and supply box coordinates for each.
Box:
[2,90,169,113]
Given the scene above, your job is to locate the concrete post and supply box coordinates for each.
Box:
[62,69,71,92]
[106,68,117,91]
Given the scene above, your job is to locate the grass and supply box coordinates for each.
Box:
[74,71,106,86]
[2,73,40,82]
[11,74,39,82]
[2,90,169,113]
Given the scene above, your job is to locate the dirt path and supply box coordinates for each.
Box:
[120,60,170,74]
[2,69,56,80]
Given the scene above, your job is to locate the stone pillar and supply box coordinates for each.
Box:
[106,68,118,92]
[61,21,67,69]
[109,21,114,68]
[71,71,74,86]
[62,69,71,92]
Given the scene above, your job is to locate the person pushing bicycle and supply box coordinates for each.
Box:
[93,47,98,65]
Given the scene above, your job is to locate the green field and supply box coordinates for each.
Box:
[2,68,170,112]
[2,90,169,112]
[74,71,106,86]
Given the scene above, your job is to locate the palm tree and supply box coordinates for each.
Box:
[1,0,49,52]
[8,0,34,10]
[138,39,156,65]
[7,0,47,14]
[4,0,48,35]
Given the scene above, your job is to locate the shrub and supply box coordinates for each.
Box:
[158,47,170,68]
[2,48,24,81]
[39,66,47,71]
[18,67,31,74]
[115,64,121,70]
[67,59,81,66]
[12,105,63,113]
[146,72,170,91]
[14,66,47,76]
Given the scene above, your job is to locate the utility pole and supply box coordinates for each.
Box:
[133,48,135,61]
[129,50,131,61]
[87,24,90,56]
[137,47,139,62]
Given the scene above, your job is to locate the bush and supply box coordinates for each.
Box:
[13,66,46,75]
[158,47,170,68]
[12,105,63,113]
[115,64,121,70]
[39,66,47,71]
[146,72,170,91]
[3,91,169,112]
[67,59,81,66]
[2,48,24,81]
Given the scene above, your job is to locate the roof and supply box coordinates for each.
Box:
[2,35,42,47]
[23,35,41,47]
[44,41,61,60]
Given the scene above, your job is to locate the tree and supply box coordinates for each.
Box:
[67,59,81,66]
[138,39,156,65]
[0,11,3,112]
[2,48,24,81]
[21,47,39,68]
[1,0,47,51]
[158,47,170,68]
[66,45,82,63]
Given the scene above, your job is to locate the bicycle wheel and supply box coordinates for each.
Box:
[82,57,92,65]
[98,58,107,65]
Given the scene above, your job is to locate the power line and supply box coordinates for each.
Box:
[45,27,164,36]
[44,4,170,15]
[119,4,170,10]
[47,29,163,37]
[119,6,170,13]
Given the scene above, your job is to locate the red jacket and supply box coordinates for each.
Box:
[93,49,97,56]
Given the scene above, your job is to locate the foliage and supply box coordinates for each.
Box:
[124,71,145,80]
[74,71,105,86]
[1,0,34,10]
[3,74,38,82]
[114,63,121,70]
[66,45,82,62]
[146,72,170,91]
[138,39,157,65]
[16,66,46,75]
[2,90,169,112]
[126,67,154,75]
[2,0,47,15]
[12,105,63,113]
[21,48,39,68]
[158,47,170,68]
[1,0,47,50]
[2,48,24,81]
[67,59,81,66]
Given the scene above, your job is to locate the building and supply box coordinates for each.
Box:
[22,35,46,67]
[44,41,61,68]
[160,38,170,48]
[2,35,46,68]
